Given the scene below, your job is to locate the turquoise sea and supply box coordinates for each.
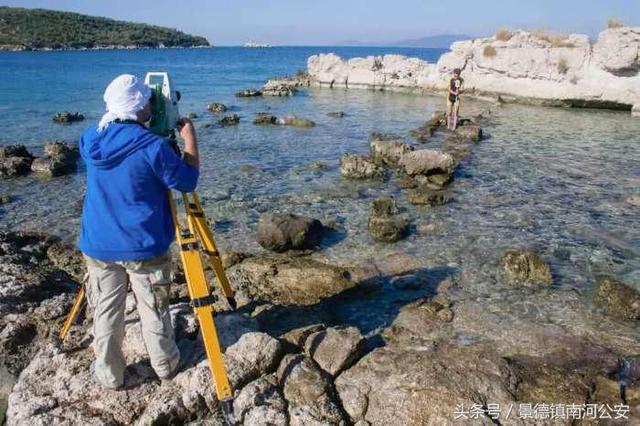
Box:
[0,46,639,325]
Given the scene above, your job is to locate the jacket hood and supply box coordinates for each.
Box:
[80,123,158,169]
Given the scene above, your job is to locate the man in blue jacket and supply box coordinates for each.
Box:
[80,74,199,389]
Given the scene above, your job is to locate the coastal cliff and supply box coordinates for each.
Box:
[308,27,640,113]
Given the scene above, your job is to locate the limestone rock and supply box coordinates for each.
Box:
[454,124,483,141]
[218,114,240,126]
[277,354,347,425]
[304,326,366,376]
[228,255,354,306]
[595,276,640,321]
[253,114,279,125]
[281,324,326,349]
[369,133,413,167]
[207,103,227,113]
[31,141,79,178]
[281,116,316,128]
[367,197,408,243]
[340,154,384,179]
[404,187,452,206]
[257,213,325,252]
[308,28,640,112]
[0,145,33,178]
[224,332,284,389]
[626,194,640,207]
[262,80,297,96]
[335,344,515,425]
[233,375,287,426]
[52,111,84,124]
[398,149,455,177]
[235,89,262,97]
[501,249,553,287]
[46,241,85,282]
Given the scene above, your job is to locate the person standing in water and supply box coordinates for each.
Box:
[446,68,464,130]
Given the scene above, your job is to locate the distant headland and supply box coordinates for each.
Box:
[0,7,210,51]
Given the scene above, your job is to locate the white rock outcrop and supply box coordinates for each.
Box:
[307,27,640,113]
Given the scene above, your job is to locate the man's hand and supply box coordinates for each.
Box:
[177,118,199,168]
[177,118,196,141]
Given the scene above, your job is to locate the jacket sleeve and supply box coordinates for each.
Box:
[145,139,199,192]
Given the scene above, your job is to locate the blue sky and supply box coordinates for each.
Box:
[4,0,640,45]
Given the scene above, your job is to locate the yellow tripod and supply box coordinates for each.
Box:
[59,190,237,424]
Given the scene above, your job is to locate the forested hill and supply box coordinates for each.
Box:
[0,7,210,50]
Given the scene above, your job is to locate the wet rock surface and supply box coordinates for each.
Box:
[30,141,79,178]
[218,114,240,126]
[262,80,297,96]
[0,145,33,178]
[235,88,263,98]
[595,275,640,321]
[369,133,413,167]
[207,102,227,113]
[52,111,84,124]
[368,197,408,243]
[257,213,325,252]
[281,116,315,128]
[501,249,553,287]
[340,154,384,179]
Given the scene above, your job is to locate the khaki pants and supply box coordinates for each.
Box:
[85,253,180,388]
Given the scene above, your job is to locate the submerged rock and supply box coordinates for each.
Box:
[327,111,345,118]
[595,276,640,321]
[52,111,84,124]
[368,197,408,243]
[501,249,553,287]
[340,154,384,179]
[218,114,240,126]
[304,326,366,376]
[0,193,10,204]
[235,88,263,98]
[253,113,279,125]
[404,187,452,206]
[0,145,33,178]
[253,114,316,128]
[186,112,198,119]
[207,102,227,113]
[626,194,640,207]
[227,255,354,305]
[257,213,325,252]
[369,133,413,167]
[281,116,316,128]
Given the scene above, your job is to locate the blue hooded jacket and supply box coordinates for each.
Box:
[79,122,199,261]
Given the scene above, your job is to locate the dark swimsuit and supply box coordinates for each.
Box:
[448,77,463,104]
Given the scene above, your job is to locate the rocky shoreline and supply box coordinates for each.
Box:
[1,96,639,424]
[306,27,640,114]
[0,44,212,52]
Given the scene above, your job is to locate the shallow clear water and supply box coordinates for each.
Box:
[0,47,638,307]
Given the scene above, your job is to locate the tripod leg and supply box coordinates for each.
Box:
[59,286,85,341]
[169,192,235,424]
[186,193,236,309]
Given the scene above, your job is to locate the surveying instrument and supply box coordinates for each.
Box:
[59,72,238,424]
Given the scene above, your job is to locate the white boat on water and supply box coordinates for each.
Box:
[244,40,271,48]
